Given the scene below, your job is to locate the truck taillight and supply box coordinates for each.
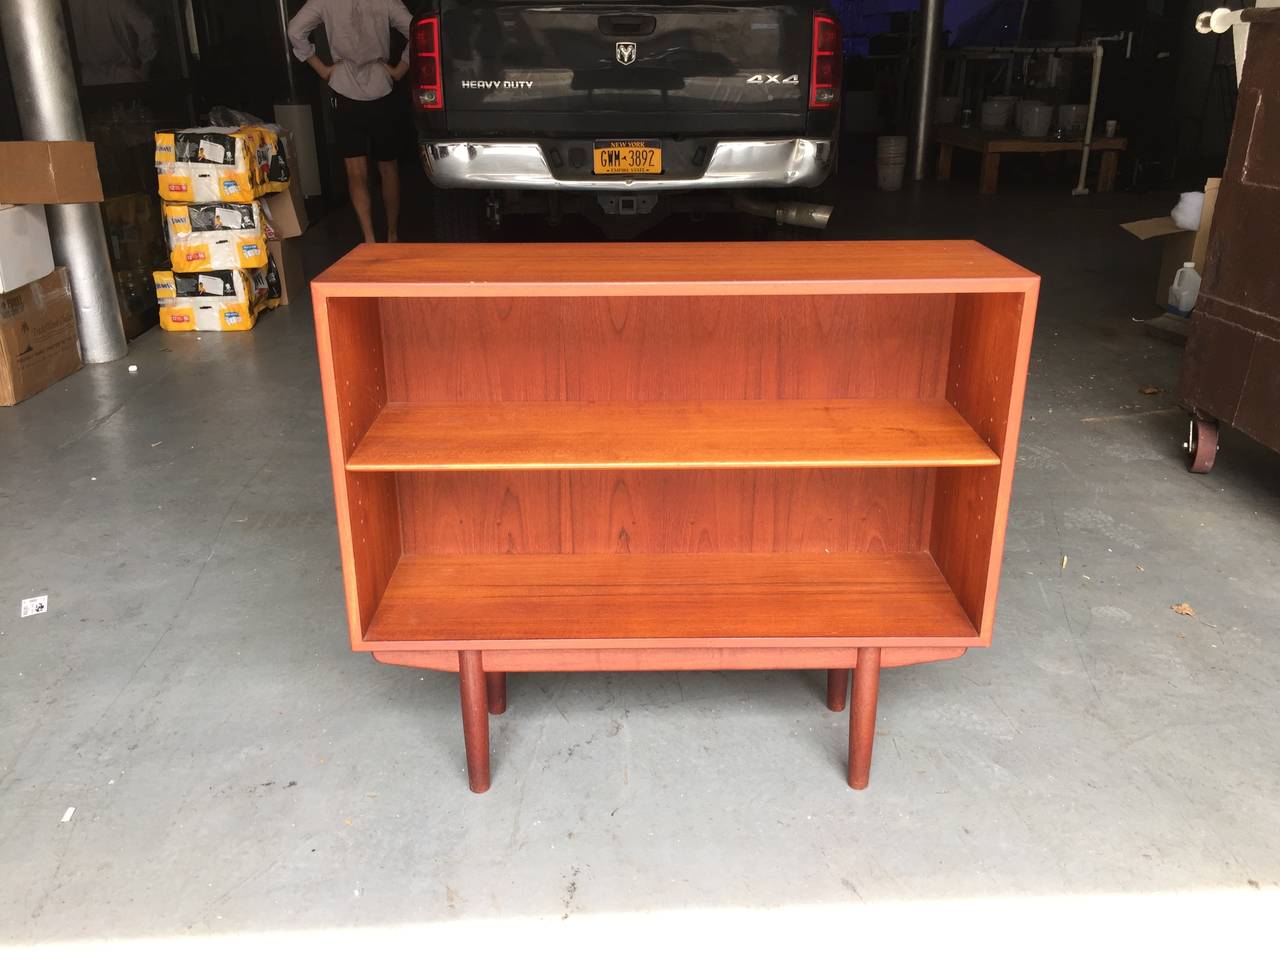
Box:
[413,15,443,111]
[810,14,841,109]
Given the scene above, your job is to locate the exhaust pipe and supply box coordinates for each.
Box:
[732,195,834,230]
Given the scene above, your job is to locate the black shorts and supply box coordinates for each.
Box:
[333,91,401,161]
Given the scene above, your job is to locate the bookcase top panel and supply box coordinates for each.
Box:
[313,241,1038,298]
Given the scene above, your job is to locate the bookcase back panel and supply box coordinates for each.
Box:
[397,468,935,557]
[378,294,955,403]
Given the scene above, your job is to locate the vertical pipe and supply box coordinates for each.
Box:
[1072,42,1104,196]
[1015,0,1031,44]
[0,0,127,363]
[276,0,299,103]
[911,0,945,180]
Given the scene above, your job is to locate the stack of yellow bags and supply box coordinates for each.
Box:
[152,126,289,332]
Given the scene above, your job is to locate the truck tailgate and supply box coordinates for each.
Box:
[440,1,811,135]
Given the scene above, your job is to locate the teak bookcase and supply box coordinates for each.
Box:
[312,241,1039,792]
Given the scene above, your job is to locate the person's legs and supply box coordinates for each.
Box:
[378,160,401,242]
[344,156,376,243]
[334,92,377,244]
[369,93,404,242]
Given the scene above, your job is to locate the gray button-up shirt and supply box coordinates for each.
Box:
[288,0,413,102]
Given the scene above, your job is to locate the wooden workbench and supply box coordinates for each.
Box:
[936,124,1128,194]
[312,241,1040,792]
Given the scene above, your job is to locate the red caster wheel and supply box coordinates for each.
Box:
[1184,416,1219,473]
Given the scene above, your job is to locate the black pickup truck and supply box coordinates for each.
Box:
[408,0,842,237]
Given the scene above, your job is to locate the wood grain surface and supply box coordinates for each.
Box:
[849,646,882,789]
[396,468,937,556]
[346,399,999,471]
[935,124,1128,154]
[457,651,490,792]
[370,646,968,672]
[361,552,978,648]
[313,297,401,639]
[931,290,1039,640]
[378,293,955,404]
[313,240,1038,298]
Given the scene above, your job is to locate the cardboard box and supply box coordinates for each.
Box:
[1122,178,1221,308]
[263,174,308,239]
[0,204,55,294]
[0,141,104,204]
[267,239,305,306]
[0,268,82,406]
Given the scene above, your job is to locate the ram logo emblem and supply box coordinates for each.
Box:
[616,41,637,65]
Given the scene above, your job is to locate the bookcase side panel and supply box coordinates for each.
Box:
[318,296,401,642]
[931,289,1037,640]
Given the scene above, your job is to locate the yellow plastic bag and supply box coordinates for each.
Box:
[154,126,290,203]
[164,201,268,270]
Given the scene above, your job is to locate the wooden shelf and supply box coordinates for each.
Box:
[313,240,1040,789]
[345,399,999,472]
[935,124,1128,153]
[364,552,979,648]
[312,240,1039,298]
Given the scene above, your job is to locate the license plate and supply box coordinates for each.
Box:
[593,139,662,175]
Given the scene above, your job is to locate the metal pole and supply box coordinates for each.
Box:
[1072,42,1104,196]
[911,0,944,180]
[276,0,299,103]
[0,0,127,364]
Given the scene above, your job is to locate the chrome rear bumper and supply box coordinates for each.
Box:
[422,138,833,191]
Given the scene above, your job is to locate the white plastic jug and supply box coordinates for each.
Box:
[1168,261,1202,314]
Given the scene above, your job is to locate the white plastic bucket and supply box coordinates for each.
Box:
[876,161,906,191]
[1014,99,1044,128]
[876,134,907,160]
[1057,104,1088,137]
[875,135,907,191]
[980,99,1012,131]
[1019,103,1053,138]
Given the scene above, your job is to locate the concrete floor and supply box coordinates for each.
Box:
[3,174,1279,952]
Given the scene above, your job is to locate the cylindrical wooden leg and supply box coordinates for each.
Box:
[937,142,953,181]
[1097,151,1119,192]
[458,651,490,793]
[826,668,849,711]
[848,647,882,790]
[486,671,507,715]
[979,152,1000,194]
